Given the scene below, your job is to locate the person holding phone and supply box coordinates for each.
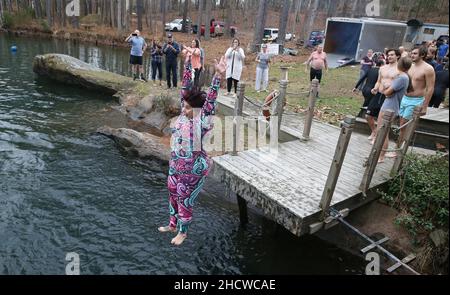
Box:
[125,30,148,82]
[163,33,181,89]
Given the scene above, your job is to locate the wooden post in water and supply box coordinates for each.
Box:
[273,80,288,135]
[320,116,356,220]
[359,110,395,195]
[302,78,319,141]
[237,195,249,226]
[280,66,290,81]
[391,106,422,177]
[232,82,245,156]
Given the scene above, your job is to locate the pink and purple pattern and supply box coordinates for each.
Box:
[165,62,221,233]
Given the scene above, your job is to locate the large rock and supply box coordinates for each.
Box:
[33,54,136,95]
[97,126,171,162]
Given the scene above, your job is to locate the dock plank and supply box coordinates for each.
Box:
[213,94,434,236]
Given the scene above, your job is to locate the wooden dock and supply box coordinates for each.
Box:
[212,86,434,237]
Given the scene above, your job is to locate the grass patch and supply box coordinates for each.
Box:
[244,62,364,125]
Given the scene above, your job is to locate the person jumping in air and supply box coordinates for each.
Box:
[158,55,227,246]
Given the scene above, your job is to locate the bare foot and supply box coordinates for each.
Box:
[158,226,177,233]
[171,233,187,246]
[385,152,397,158]
[370,139,375,145]
[378,157,385,163]
[368,134,375,140]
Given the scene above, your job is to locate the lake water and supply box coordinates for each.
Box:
[0,33,365,275]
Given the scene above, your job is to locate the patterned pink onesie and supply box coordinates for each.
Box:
[166,62,220,234]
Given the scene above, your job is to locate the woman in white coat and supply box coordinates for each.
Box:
[225,38,246,96]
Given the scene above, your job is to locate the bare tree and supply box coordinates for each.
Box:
[46,0,52,26]
[277,0,290,52]
[182,0,189,32]
[117,0,122,31]
[204,0,212,40]
[161,0,166,37]
[350,0,359,18]
[137,0,143,31]
[33,0,43,18]
[225,0,232,37]
[251,0,268,52]
[0,0,4,28]
[196,0,204,39]
[303,0,319,46]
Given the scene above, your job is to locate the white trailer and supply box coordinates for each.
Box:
[323,17,407,68]
[404,20,449,46]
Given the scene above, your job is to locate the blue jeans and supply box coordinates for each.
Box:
[151,60,162,81]
[166,60,178,88]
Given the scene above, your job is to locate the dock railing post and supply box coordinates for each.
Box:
[391,106,422,177]
[232,82,245,156]
[280,66,289,81]
[273,79,288,135]
[302,78,319,141]
[359,110,395,195]
[320,116,356,220]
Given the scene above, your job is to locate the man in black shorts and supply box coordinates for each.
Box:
[125,30,148,81]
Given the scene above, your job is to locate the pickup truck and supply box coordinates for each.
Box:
[263,28,295,43]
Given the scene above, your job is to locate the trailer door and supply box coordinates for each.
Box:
[324,20,362,68]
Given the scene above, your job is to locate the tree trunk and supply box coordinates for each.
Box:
[277,0,290,51]
[137,0,143,31]
[303,0,319,47]
[118,0,123,31]
[251,0,268,52]
[300,0,312,43]
[46,0,52,26]
[110,0,116,27]
[182,0,189,32]
[225,0,232,37]
[161,0,166,37]
[204,0,212,40]
[196,0,204,39]
[350,0,359,18]
[33,0,43,18]
[0,0,4,28]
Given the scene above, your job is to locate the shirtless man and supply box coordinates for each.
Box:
[399,45,435,144]
[368,49,401,143]
[305,45,328,97]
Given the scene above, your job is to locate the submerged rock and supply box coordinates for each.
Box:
[97,126,171,162]
[33,53,136,95]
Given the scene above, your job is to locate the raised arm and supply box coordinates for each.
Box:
[180,62,194,105]
[201,56,227,132]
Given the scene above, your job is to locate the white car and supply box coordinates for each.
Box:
[263,28,295,42]
[165,19,191,32]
